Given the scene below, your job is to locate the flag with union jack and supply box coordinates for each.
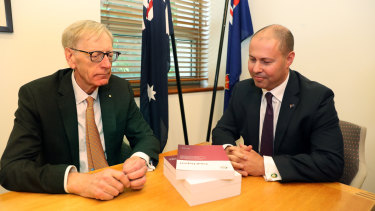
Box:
[224,0,254,110]
[140,0,173,152]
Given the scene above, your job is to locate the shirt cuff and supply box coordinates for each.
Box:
[132,152,155,171]
[222,144,234,149]
[263,156,282,181]
[64,165,77,193]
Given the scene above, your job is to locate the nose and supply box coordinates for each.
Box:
[253,61,263,73]
[100,54,112,68]
[249,60,262,74]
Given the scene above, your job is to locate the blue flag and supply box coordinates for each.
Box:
[224,0,254,110]
[140,0,173,152]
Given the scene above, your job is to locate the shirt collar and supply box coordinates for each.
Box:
[262,71,290,102]
[71,71,99,105]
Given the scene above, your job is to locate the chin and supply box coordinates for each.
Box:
[96,79,110,87]
[254,81,264,88]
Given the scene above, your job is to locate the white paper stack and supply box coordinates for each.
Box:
[163,155,241,206]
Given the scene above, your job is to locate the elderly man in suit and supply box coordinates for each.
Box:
[212,24,344,182]
[0,20,160,200]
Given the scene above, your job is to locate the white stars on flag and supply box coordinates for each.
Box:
[147,84,156,102]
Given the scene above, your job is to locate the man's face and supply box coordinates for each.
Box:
[65,33,113,94]
[248,35,294,91]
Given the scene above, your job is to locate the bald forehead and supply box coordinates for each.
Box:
[253,30,277,42]
[251,25,294,55]
[250,31,281,54]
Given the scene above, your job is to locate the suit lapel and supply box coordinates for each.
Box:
[57,70,80,168]
[274,70,300,154]
[98,83,117,163]
[246,81,262,151]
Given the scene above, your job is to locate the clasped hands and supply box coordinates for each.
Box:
[67,156,147,200]
[225,144,265,177]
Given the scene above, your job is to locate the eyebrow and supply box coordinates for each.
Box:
[249,55,273,60]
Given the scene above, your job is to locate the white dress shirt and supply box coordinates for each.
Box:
[259,72,289,181]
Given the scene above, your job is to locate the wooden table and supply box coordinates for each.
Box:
[1,149,374,210]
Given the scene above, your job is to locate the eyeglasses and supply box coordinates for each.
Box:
[70,48,121,63]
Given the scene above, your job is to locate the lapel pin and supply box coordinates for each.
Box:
[290,104,295,109]
[109,94,112,98]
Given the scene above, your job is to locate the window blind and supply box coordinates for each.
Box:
[101,0,209,88]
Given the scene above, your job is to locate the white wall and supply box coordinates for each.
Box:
[0,0,374,194]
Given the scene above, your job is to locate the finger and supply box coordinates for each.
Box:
[111,170,131,189]
[97,171,125,196]
[225,146,235,154]
[231,160,244,169]
[230,149,248,160]
[123,157,146,174]
[101,184,121,198]
[93,190,116,201]
[239,144,252,152]
[129,175,147,190]
[92,178,120,199]
[235,169,249,177]
[127,165,147,181]
[228,154,243,163]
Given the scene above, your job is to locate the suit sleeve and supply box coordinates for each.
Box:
[212,85,241,146]
[0,85,67,193]
[123,82,160,166]
[274,90,344,182]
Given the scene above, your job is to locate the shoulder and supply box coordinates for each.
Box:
[235,78,254,89]
[20,68,72,92]
[108,74,131,88]
[232,78,260,97]
[233,78,258,92]
[104,74,134,98]
[291,70,334,97]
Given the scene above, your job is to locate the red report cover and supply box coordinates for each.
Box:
[176,145,235,180]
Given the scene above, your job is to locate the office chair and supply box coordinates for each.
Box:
[339,120,367,188]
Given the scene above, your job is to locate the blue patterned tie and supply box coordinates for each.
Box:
[260,92,274,156]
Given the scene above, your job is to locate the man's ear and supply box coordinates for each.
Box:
[286,51,295,67]
[64,47,76,69]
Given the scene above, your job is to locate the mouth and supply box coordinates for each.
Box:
[253,76,265,82]
[94,73,111,79]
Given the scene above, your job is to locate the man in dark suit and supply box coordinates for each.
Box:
[212,24,344,182]
[0,20,160,200]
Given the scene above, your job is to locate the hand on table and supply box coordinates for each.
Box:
[122,156,148,190]
[225,144,265,177]
[67,168,130,200]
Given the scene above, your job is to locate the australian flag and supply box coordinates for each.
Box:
[224,0,254,110]
[140,0,173,152]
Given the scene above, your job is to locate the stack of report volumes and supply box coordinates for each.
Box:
[163,145,241,206]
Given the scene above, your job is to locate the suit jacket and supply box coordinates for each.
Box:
[0,68,160,193]
[212,70,344,182]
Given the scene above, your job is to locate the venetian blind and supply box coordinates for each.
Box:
[101,0,209,88]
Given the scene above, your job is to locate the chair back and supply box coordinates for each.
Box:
[339,120,367,188]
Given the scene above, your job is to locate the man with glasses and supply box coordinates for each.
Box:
[0,20,160,200]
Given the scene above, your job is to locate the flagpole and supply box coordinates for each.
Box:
[206,0,230,142]
[171,33,189,145]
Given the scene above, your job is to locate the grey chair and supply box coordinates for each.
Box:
[339,120,367,188]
